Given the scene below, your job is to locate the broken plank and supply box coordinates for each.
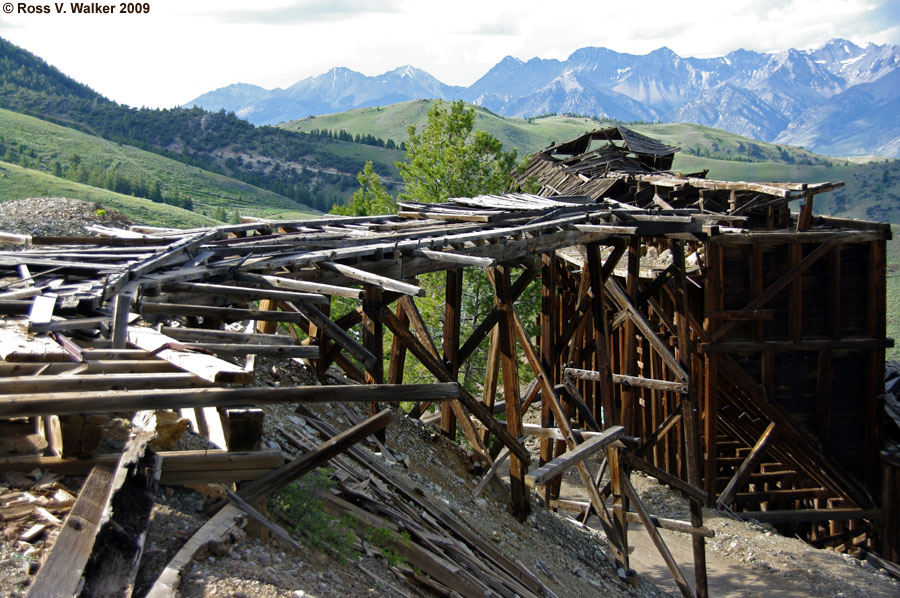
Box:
[146,504,246,598]
[26,465,115,598]
[127,326,252,384]
[0,322,70,362]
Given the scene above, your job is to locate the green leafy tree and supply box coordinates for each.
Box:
[331,160,396,216]
[397,100,517,203]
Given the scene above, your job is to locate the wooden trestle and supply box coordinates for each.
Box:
[1,128,898,593]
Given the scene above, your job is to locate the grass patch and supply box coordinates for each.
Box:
[269,468,357,561]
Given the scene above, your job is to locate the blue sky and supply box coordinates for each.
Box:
[1,0,898,108]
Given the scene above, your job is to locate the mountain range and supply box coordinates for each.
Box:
[187,39,900,157]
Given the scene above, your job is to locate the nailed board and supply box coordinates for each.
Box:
[0,322,69,362]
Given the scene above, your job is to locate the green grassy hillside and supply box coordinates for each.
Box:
[0,108,319,219]
[280,100,611,156]
[280,100,839,166]
[0,162,217,228]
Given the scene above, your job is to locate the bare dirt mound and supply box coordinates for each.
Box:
[0,197,133,237]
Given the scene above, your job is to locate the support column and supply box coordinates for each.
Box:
[494,265,530,520]
[362,285,385,443]
[441,270,463,438]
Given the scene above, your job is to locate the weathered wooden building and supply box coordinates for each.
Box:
[517,126,895,560]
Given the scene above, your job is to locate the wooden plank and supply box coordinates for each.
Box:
[183,343,320,358]
[716,422,779,508]
[146,504,246,598]
[127,326,252,384]
[0,383,460,418]
[414,248,495,267]
[235,271,363,298]
[234,409,393,506]
[161,326,299,345]
[525,426,624,487]
[28,412,158,598]
[26,465,115,598]
[0,372,211,393]
[162,281,329,305]
[566,368,688,393]
[620,465,695,598]
[319,261,423,296]
[0,322,70,362]
[736,509,880,524]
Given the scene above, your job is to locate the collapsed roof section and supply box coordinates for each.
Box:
[517,126,843,231]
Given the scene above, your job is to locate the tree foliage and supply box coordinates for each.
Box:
[330,160,396,216]
[397,100,517,203]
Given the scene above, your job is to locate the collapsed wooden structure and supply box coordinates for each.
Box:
[0,125,896,595]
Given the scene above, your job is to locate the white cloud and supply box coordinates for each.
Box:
[0,0,896,108]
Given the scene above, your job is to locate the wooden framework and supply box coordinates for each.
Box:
[1,126,897,593]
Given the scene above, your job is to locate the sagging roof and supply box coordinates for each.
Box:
[544,126,680,158]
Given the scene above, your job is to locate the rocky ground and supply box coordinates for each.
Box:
[0,197,133,238]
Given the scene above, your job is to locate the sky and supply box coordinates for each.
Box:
[1,0,898,108]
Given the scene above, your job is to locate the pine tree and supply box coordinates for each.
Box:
[397,100,516,203]
[331,161,396,216]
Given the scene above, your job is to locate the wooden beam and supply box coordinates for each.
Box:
[525,426,624,487]
[319,261,423,296]
[235,271,362,299]
[441,270,463,438]
[0,372,212,393]
[709,241,835,342]
[735,509,880,524]
[620,462,695,598]
[0,383,460,418]
[234,409,392,506]
[493,265,530,521]
[146,505,246,598]
[162,281,329,305]
[716,422,779,508]
[566,368,688,393]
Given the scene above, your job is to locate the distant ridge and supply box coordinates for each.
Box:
[188,39,900,157]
